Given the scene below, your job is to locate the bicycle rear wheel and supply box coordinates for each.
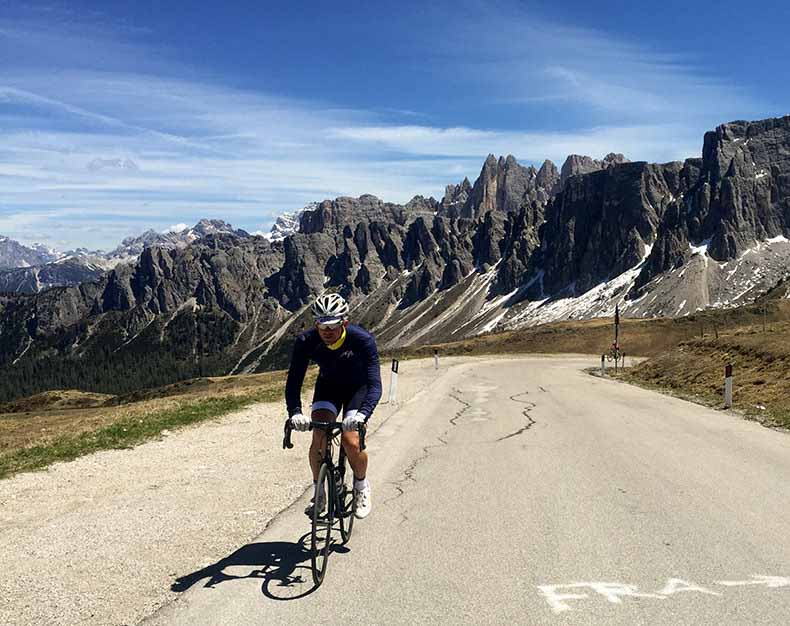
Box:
[311,463,333,586]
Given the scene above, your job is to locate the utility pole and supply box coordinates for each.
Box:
[614,305,620,373]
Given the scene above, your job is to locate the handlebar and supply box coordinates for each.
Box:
[282,419,367,451]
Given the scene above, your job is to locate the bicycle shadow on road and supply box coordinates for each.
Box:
[170,532,323,600]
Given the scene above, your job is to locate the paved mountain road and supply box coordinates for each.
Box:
[146,357,790,625]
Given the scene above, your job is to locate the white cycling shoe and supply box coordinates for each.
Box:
[354,484,371,519]
[305,488,326,517]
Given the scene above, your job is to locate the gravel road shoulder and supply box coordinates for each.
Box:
[0,357,466,626]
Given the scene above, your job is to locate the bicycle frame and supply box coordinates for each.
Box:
[283,418,367,586]
[312,421,348,487]
[283,420,366,501]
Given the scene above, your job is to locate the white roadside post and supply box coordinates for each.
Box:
[601,354,606,376]
[388,358,399,403]
[724,363,733,408]
[434,348,439,370]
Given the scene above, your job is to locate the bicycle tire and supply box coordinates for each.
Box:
[311,463,333,586]
[338,471,356,544]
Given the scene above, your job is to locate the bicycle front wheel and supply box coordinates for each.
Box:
[311,463,333,586]
[338,477,356,544]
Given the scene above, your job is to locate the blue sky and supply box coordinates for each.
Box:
[1,0,787,250]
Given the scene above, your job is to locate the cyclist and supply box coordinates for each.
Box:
[285,293,382,520]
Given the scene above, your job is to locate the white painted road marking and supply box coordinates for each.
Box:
[537,583,664,613]
[657,578,721,597]
[538,576,787,613]
[715,575,790,588]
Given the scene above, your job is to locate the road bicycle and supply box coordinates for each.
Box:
[606,344,621,363]
[283,419,366,586]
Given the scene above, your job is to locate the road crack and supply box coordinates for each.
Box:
[383,388,471,515]
[448,387,471,426]
[496,391,537,442]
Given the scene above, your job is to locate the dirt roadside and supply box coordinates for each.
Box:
[0,356,476,626]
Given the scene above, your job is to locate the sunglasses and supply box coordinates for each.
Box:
[316,321,343,331]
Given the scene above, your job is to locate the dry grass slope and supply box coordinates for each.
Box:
[624,322,790,428]
[0,368,317,479]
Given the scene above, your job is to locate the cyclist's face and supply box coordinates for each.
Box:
[317,319,347,344]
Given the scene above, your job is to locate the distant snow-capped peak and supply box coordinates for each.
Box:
[107,219,249,260]
[189,218,250,240]
[0,236,63,270]
[263,203,316,241]
[0,218,251,286]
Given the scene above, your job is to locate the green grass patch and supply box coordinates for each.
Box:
[769,409,790,429]
[0,386,283,480]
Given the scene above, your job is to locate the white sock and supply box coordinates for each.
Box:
[354,477,369,490]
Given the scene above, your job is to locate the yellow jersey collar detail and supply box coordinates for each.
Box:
[327,327,347,351]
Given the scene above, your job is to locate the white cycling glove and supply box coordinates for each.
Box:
[290,412,311,432]
[342,412,366,432]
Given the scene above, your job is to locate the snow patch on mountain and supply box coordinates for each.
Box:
[496,243,654,330]
[690,238,711,257]
[507,258,648,328]
[464,235,790,334]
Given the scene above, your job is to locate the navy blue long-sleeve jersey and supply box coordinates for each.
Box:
[285,324,382,419]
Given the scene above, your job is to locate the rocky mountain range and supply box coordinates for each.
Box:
[111,219,251,258]
[0,236,61,269]
[0,219,250,294]
[0,115,788,402]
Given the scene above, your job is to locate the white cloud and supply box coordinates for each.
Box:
[423,3,762,124]
[0,3,771,250]
[166,223,188,233]
[328,124,701,165]
[0,68,716,250]
[87,157,140,172]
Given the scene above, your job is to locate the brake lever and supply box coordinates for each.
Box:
[358,422,367,451]
[282,420,294,449]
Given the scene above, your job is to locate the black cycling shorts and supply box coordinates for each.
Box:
[311,376,368,418]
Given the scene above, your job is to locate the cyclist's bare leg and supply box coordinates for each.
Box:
[341,430,368,481]
[309,408,336,481]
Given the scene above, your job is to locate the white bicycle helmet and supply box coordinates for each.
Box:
[311,293,349,323]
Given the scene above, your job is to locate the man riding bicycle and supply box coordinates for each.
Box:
[285,293,382,519]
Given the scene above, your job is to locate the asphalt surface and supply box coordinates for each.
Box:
[145,356,790,625]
